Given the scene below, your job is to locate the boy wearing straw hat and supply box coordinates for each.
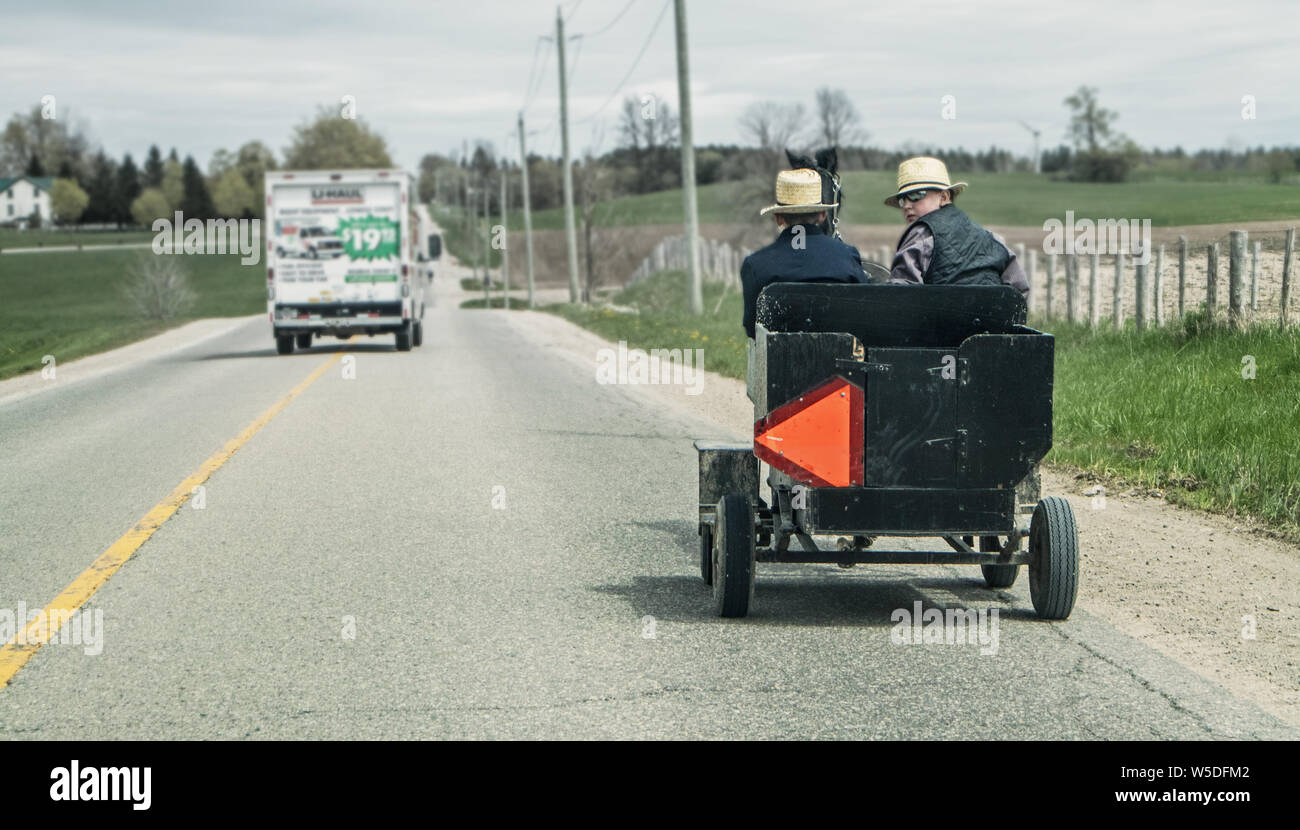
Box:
[884,157,1028,297]
[741,168,868,338]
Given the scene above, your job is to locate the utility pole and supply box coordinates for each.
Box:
[674,0,703,315]
[557,6,580,303]
[518,112,536,309]
[500,161,510,311]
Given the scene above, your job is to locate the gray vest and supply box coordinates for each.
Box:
[901,204,1008,287]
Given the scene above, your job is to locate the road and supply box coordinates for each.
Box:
[0,259,1295,740]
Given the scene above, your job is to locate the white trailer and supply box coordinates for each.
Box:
[265,169,435,353]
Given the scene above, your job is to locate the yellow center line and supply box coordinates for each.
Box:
[0,343,351,688]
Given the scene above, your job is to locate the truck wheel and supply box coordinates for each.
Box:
[412,321,423,347]
[1028,497,1079,620]
[699,523,714,585]
[295,333,312,350]
[979,535,1019,588]
[275,334,294,355]
[713,494,755,618]
[394,324,413,352]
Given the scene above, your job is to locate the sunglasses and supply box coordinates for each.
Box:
[899,189,932,203]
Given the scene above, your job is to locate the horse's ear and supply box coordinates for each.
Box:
[785,149,800,168]
[786,149,815,170]
[816,147,838,175]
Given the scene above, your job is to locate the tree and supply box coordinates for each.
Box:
[211,167,254,217]
[25,152,44,176]
[82,152,118,224]
[739,101,806,156]
[1262,149,1296,184]
[161,159,184,209]
[616,95,680,193]
[0,105,89,179]
[283,105,393,169]
[130,188,171,226]
[179,155,215,219]
[143,145,164,188]
[50,178,89,225]
[1064,86,1118,152]
[116,154,141,224]
[813,88,864,147]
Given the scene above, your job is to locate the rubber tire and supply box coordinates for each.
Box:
[295,333,312,350]
[395,324,413,352]
[412,320,423,347]
[980,535,1019,588]
[699,524,713,585]
[713,494,755,618]
[1028,497,1080,620]
[275,334,294,355]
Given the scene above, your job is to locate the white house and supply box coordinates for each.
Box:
[0,176,54,228]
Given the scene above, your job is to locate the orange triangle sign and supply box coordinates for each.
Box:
[754,376,863,488]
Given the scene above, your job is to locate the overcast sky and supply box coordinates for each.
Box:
[3,0,1297,173]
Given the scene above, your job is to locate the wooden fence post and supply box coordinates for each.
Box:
[1026,249,1038,316]
[1228,231,1245,328]
[1178,235,1187,318]
[1113,252,1125,327]
[1207,242,1219,315]
[1066,253,1078,322]
[1154,244,1165,326]
[1046,254,1056,319]
[1135,247,1147,332]
[1282,228,1294,329]
[1251,240,1260,313]
[1089,252,1100,328]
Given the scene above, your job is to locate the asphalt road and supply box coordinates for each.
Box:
[0,274,1295,740]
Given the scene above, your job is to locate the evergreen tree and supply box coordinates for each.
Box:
[116,154,142,224]
[83,152,118,224]
[143,145,164,188]
[25,152,44,176]
[179,155,215,220]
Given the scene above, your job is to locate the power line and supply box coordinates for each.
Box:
[567,34,584,86]
[574,0,670,125]
[585,0,636,38]
[523,37,553,110]
[521,36,546,108]
[565,0,583,21]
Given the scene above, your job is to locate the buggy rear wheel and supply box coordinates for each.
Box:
[979,535,1019,588]
[1028,497,1079,620]
[713,494,755,618]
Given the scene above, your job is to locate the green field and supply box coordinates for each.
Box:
[0,249,263,379]
[549,270,1300,542]
[521,172,1300,230]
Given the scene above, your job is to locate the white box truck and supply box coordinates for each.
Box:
[265,169,436,353]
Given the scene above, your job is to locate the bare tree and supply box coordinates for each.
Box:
[739,101,807,161]
[813,87,865,147]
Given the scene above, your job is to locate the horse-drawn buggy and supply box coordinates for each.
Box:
[694,282,1079,619]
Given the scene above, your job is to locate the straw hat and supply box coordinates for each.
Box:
[883,156,968,207]
[759,168,838,216]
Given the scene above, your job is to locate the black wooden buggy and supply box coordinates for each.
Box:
[694,283,1079,619]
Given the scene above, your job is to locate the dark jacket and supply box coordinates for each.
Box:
[895,204,1010,287]
[741,223,867,338]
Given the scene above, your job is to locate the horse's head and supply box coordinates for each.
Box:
[785,147,843,238]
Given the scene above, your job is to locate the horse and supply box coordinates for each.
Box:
[785,147,842,239]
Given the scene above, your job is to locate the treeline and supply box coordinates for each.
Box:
[0,104,394,227]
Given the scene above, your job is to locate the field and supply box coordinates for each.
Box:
[0,228,155,250]
[521,172,1300,231]
[549,269,1300,542]
[0,249,263,379]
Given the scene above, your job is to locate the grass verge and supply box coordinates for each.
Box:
[1,249,263,380]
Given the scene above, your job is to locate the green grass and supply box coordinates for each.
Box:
[431,204,502,269]
[545,269,748,382]
[460,296,528,310]
[522,172,1300,230]
[549,269,1300,541]
[0,228,154,250]
[0,249,264,379]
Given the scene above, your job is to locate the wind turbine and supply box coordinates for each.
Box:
[1019,120,1042,174]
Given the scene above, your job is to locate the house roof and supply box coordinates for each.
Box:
[0,176,56,193]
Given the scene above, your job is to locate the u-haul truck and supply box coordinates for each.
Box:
[265,169,429,353]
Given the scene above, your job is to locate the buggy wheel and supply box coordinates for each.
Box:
[699,523,713,585]
[1028,497,1079,620]
[713,494,755,618]
[979,535,1019,588]
[295,333,312,349]
[275,334,294,355]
